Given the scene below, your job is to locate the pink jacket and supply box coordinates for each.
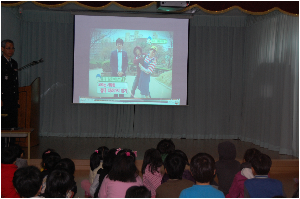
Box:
[226,168,254,198]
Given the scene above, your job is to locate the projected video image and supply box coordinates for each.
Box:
[88,29,174,99]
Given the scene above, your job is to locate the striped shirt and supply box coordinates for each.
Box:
[144,56,156,73]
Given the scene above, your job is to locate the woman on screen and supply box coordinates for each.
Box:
[138,46,157,98]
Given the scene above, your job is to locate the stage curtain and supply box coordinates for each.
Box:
[2,7,298,156]
[241,11,299,157]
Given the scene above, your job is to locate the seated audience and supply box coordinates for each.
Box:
[10,144,28,169]
[13,166,42,198]
[125,186,151,198]
[44,169,76,198]
[55,158,77,197]
[156,139,175,163]
[179,153,225,198]
[156,152,194,198]
[81,146,108,197]
[90,148,117,197]
[244,153,286,198]
[40,149,61,194]
[99,149,143,198]
[161,150,195,184]
[142,148,163,197]
[227,148,261,198]
[215,141,240,195]
[1,146,20,198]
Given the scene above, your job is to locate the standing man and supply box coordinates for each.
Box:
[110,38,128,97]
[1,39,19,145]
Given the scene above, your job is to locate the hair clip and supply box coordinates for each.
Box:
[115,148,122,155]
[45,150,51,154]
[132,151,137,157]
[95,150,98,153]
[125,152,131,156]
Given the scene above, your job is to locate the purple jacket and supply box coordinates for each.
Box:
[227,171,248,198]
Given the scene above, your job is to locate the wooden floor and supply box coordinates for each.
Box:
[23,137,298,198]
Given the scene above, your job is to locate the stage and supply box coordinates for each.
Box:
[24,137,298,198]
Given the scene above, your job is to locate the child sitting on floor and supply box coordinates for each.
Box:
[81,146,109,197]
[244,153,286,198]
[99,149,143,198]
[156,139,175,163]
[142,148,163,197]
[161,149,195,184]
[55,158,77,197]
[10,144,28,169]
[13,166,43,198]
[44,169,76,198]
[156,152,194,198]
[125,186,151,198]
[179,153,225,198]
[227,148,261,198]
[1,146,20,198]
[215,141,241,195]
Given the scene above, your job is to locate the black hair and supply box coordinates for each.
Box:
[251,153,272,175]
[10,144,24,158]
[1,39,14,48]
[45,169,75,198]
[103,148,117,170]
[156,139,175,154]
[190,153,215,183]
[174,149,190,166]
[42,150,61,171]
[90,146,109,171]
[13,166,42,197]
[243,148,261,163]
[1,146,18,164]
[125,186,151,198]
[116,38,124,46]
[41,148,56,168]
[164,152,186,179]
[97,146,109,160]
[55,158,75,175]
[108,149,138,182]
[142,148,163,175]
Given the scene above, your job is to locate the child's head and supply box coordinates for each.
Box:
[108,149,138,182]
[90,146,109,171]
[243,148,261,163]
[174,149,190,166]
[45,169,75,198]
[164,152,186,180]
[1,146,18,164]
[190,153,215,183]
[251,153,272,175]
[142,148,163,174]
[41,149,61,171]
[13,166,42,197]
[103,148,117,171]
[156,139,175,154]
[55,158,75,175]
[10,144,24,158]
[218,141,236,160]
[125,186,151,198]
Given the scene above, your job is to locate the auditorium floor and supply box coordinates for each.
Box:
[29,137,297,160]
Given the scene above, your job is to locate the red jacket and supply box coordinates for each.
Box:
[1,164,20,198]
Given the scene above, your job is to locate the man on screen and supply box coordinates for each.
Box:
[110,38,128,77]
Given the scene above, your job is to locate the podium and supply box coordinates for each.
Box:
[16,77,40,147]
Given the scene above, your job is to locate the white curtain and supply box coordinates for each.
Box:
[1,7,298,156]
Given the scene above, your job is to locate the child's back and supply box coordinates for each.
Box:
[215,141,240,195]
[244,153,285,198]
[1,146,20,198]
